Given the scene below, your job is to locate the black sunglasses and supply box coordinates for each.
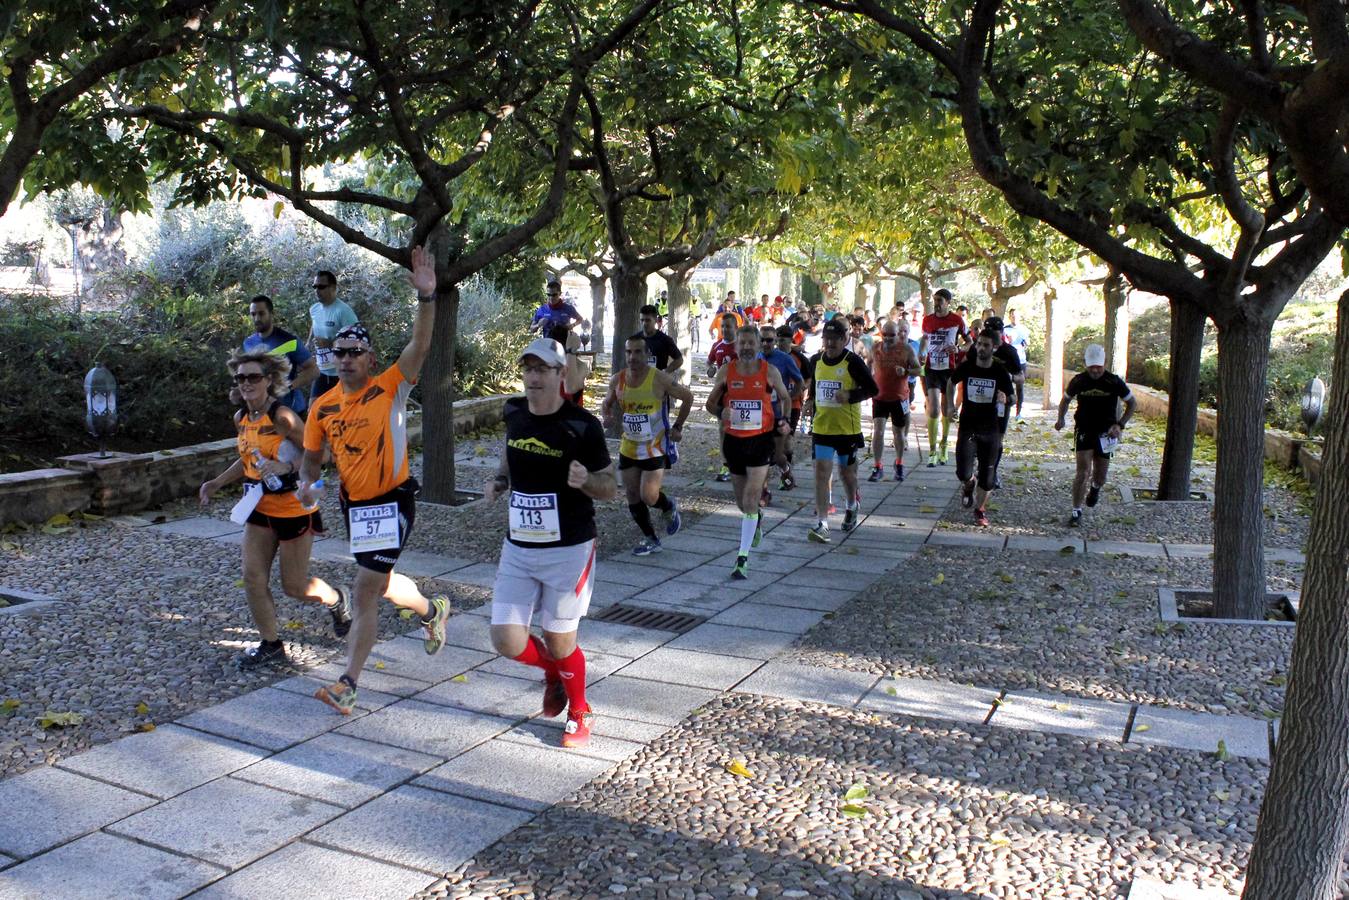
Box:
[331,347,368,358]
[312,282,333,289]
[234,373,266,384]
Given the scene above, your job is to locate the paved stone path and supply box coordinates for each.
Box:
[0,432,1273,898]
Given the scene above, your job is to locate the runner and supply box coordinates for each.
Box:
[803,318,879,543]
[950,329,1015,527]
[706,326,792,578]
[550,326,590,406]
[244,295,318,415]
[778,324,808,490]
[706,313,741,482]
[982,315,1026,484]
[298,246,450,715]
[920,288,969,467]
[199,349,350,668]
[760,325,804,497]
[307,270,360,406]
[485,337,616,748]
[601,334,694,554]
[529,280,587,334]
[867,319,922,482]
[1002,308,1031,422]
[1055,344,1137,526]
[638,303,683,373]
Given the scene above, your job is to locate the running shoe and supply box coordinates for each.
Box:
[423,595,450,655]
[938,445,949,465]
[561,709,593,748]
[542,678,567,718]
[752,513,763,548]
[328,587,352,638]
[842,509,858,533]
[731,555,749,580]
[1068,509,1083,527]
[808,522,831,544]
[633,537,663,556]
[1086,485,1101,507]
[314,679,357,715]
[927,459,937,468]
[779,470,795,491]
[974,507,990,527]
[236,641,286,670]
[715,467,731,483]
[895,462,905,482]
[663,498,682,535]
[868,466,883,483]
[961,480,975,508]
[760,487,772,508]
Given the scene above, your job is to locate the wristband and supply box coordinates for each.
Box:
[418,293,436,303]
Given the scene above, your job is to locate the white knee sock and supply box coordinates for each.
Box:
[739,514,758,555]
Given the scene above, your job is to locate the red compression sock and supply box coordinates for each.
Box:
[553,646,588,714]
[513,635,559,680]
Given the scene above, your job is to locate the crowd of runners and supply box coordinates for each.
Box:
[201,257,1136,750]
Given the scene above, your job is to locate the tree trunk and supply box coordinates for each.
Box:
[609,265,647,366]
[1242,288,1349,900]
[66,226,83,314]
[1210,313,1274,620]
[419,283,459,505]
[1156,298,1205,500]
[663,268,693,373]
[1042,288,1065,411]
[1103,271,1130,377]
[588,274,608,358]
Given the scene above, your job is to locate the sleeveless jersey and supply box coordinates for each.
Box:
[812,353,863,436]
[237,402,306,518]
[617,367,666,460]
[871,342,911,402]
[922,312,966,370]
[723,360,774,438]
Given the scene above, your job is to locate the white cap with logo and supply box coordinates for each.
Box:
[518,337,567,368]
[1084,344,1107,367]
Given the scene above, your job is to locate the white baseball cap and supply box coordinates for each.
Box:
[518,338,567,368]
[1084,344,1106,367]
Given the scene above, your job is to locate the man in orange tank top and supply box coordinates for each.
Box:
[867,320,922,483]
[705,325,791,580]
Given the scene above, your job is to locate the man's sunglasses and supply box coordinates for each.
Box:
[312,282,333,289]
[331,347,368,358]
[234,373,266,384]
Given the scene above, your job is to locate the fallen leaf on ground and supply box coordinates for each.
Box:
[932,573,945,585]
[399,609,414,619]
[725,759,754,778]
[135,702,149,715]
[451,674,469,683]
[1216,740,1231,761]
[840,803,868,818]
[284,620,304,631]
[0,699,19,718]
[1133,723,1151,733]
[844,783,869,801]
[38,711,84,729]
[374,662,386,670]
[137,723,156,733]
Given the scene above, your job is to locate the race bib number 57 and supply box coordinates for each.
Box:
[349,502,400,554]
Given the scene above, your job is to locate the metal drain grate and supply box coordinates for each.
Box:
[591,604,707,634]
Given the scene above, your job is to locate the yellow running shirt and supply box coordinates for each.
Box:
[617,367,666,460]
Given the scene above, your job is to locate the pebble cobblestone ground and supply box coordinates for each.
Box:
[1,382,1337,898]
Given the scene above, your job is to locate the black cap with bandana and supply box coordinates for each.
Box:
[334,323,371,349]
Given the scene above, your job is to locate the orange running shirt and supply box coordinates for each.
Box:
[723,359,774,437]
[871,342,912,403]
[237,404,306,517]
[304,364,415,501]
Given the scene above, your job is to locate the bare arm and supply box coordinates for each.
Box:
[1055,395,1072,429]
[601,372,621,425]
[704,365,730,418]
[573,461,617,501]
[396,245,438,383]
[766,365,790,414]
[290,356,319,393]
[660,372,694,431]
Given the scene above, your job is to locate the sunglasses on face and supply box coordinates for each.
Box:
[312,283,332,290]
[234,373,266,384]
[331,347,368,358]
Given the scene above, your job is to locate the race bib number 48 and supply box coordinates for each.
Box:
[728,399,763,431]
[509,491,561,543]
[349,502,400,554]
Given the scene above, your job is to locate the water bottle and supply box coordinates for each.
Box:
[251,449,284,491]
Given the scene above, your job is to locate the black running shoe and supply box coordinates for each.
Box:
[961,481,975,508]
[1086,485,1101,507]
[236,642,287,670]
[867,467,883,483]
[328,587,352,638]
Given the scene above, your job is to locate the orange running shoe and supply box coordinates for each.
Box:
[561,709,593,748]
[314,679,357,715]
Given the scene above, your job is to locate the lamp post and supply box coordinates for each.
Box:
[1300,377,1326,435]
[84,364,118,458]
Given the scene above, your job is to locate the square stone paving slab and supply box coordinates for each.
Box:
[742,584,855,613]
[498,721,652,764]
[582,676,720,726]
[335,699,515,758]
[433,614,499,654]
[149,516,242,539]
[1085,540,1168,558]
[366,639,494,685]
[709,602,825,635]
[0,831,223,899]
[473,648,630,684]
[708,550,809,575]
[1164,543,1214,559]
[1006,535,1086,554]
[414,739,614,812]
[928,531,1008,550]
[1129,705,1269,761]
[412,671,545,719]
[1126,876,1240,900]
[575,619,675,658]
[678,561,784,590]
[192,841,432,900]
[635,549,719,572]
[591,580,640,605]
[592,561,678,589]
[273,667,427,700]
[991,690,1132,742]
[441,562,499,588]
[734,662,878,707]
[178,686,378,751]
[779,566,883,592]
[108,777,343,869]
[666,622,801,660]
[860,677,1000,726]
[629,579,724,607]
[0,767,155,859]
[232,732,442,808]
[615,647,764,690]
[308,785,532,875]
[391,550,474,578]
[56,722,266,800]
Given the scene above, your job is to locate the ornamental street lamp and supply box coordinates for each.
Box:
[84,364,118,457]
[1300,377,1326,435]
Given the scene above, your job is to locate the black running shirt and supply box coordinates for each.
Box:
[1066,371,1132,434]
[502,398,611,548]
[951,358,1014,433]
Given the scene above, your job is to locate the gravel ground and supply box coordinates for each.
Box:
[791,546,1298,719]
[415,693,1298,899]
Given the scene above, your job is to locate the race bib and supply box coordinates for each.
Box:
[728,399,763,432]
[816,380,843,407]
[349,502,400,554]
[315,347,334,369]
[622,413,654,441]
[900,399,910,415]
[927,349,950,370]
[1099,434,1120,455]
[509,491,561,543]
[229,484,263,524]
[967,378,997,403]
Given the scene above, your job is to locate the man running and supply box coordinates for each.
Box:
[529,280,587,334]
[638,303,683,373]
[485,337,616,748]
[804,318,879,543]
[867,319,922,482]
[1002,308,1031,421]
[706,313,740,376]
[298,246,450,715]
[1055,344,1137,526]
[602,334,694,554]
[707,326,791,578]
[307,270,360,406]
[760,326,804,495]
[920,288,969,466]
[950,329,1015,527]
[244,295,319,415]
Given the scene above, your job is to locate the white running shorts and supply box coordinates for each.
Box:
[490,539,596,634]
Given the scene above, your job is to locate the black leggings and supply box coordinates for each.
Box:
[955,428,1003,491]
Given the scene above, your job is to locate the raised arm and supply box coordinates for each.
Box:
[395,245,438,383]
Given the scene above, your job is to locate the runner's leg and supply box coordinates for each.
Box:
[276,531,340,607]
[241,524,281,643]
[623,465,658,544]
[1072,449,1093,509]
